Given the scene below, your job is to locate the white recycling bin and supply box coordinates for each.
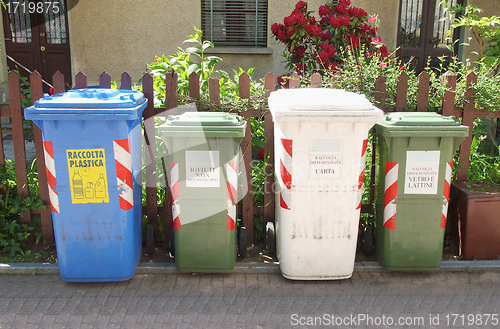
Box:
[269,88,384,280]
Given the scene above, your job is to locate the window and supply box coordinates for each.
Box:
[201,0,268,47]
[44,0,68,44]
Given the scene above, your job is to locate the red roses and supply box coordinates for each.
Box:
[271,0,388,75]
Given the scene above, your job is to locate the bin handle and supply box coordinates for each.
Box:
[119,94,136,102]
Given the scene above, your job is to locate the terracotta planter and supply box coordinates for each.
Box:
[449,182,500,260]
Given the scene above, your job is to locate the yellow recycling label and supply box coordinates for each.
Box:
[66,148,109,204]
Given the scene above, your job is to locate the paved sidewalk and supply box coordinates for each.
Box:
[1,263,500,328]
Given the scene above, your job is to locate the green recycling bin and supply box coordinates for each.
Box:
[159,112,246,272]
[374,112,468,270]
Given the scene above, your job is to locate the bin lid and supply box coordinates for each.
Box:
[24,89,147,121]
[375,112,469,137]
[269,88,374,112]
[159,112,246,137]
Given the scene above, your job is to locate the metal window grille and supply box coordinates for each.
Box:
[431,0,458,49]
[44,0,67,44]
[201,0,268,47]
[400,0,423,48]
[8,0,32,43]
[399,0,459,49]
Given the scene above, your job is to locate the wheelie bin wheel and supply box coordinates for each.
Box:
[169,229,175,258]
[146,224,155,255]
[238,227,247,258]
[266,221,276,254]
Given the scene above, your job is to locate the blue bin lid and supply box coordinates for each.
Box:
[24,89,147,121]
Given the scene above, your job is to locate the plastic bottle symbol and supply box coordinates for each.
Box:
[72,170,84,199]
[85,182,94,199]
[95,173,107,198]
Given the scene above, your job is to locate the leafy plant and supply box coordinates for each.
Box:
[467,118,500,184]
[147,26,224,107]
[321,45,415,110]
[0,159,45,257]
[446,3,500,69]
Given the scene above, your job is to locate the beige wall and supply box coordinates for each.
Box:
[0,0,499,88]
[0,16,9,104]
[67,0,401,83]
[353,0,400,51]
[67,0,199,85]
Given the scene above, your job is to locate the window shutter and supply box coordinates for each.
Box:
[201,0,268,47]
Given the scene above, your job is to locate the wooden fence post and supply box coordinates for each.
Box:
[0,104,5,195]
[189,72,200,100]
[457,72,477,182]
[31,71,54,244]
[163,70,178,243]
[208,78,220,104]
[120,72,132,90]
[240,73,254,247]
[99,71,111,89]
[289,72,300,88]
[374,76,387,111]
[52,71,65,94]
[141,73,159,241]
[165,69,178,111]
[310,72,322,88]
[442,70,457,117]
[417,71,429,112]
[75,71,87,89]
[8,71,31,229]
[239,72,250,99]
[263,73,276,227]
[395,71,408,112]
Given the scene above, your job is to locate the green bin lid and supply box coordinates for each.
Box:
[375,112,469,137]
[159,112,246,137]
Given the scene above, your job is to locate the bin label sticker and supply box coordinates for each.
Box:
[309,140,342,178]
[186,151,220,187]
[66,148,109,204]
[404,151,440,195]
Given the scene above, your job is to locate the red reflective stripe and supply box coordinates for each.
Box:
[114,138,130,153]
[43,140,53,157]
[384,214,396,229]
[46,169,57,191]
[115,160,133,189]
[280,159,292,190]
[361,139,368,157]
[384,181,398,208]
[227,215,236,230]
[441,214,447,229]
[358,171,365,190]
[118,195,133,211]
[281,138,292,158]
[173,216,181,230]
[280,193,290,210]
[385,161,398,175]
[227,182,237,204]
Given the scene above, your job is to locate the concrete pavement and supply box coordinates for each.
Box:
[1,262,500,328]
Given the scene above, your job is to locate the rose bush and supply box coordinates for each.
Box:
[271,0,388,75]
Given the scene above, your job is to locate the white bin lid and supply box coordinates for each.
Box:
[269,88,374,115]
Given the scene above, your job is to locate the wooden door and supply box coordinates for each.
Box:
[3,0,71,92]
[396,0,463,72]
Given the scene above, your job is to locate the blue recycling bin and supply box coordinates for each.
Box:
[24,89,147,282]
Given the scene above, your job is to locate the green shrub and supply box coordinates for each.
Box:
[0,159,45,257]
